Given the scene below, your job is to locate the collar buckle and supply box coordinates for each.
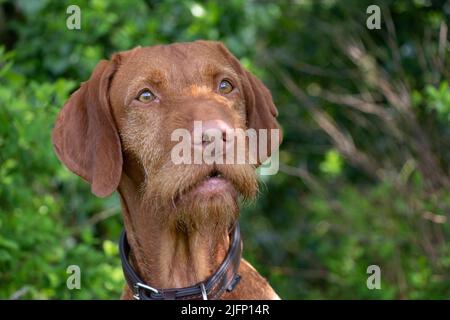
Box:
[200,283,208,300]
[133,282,159,300]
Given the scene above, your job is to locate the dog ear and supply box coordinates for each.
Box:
[203,41,282,165]
[240,68,282,165]
[52,57,122,197]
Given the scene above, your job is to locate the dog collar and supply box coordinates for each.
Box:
[119,223,242,300]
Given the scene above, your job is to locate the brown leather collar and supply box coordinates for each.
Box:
[119,223,242,300]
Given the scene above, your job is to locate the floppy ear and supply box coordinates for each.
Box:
[52,57,122,197]
[240,68,282,163]
[203,41,282,165]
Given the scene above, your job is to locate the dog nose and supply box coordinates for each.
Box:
[201,120,232,145]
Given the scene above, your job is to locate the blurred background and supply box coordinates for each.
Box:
[0,0,449,299]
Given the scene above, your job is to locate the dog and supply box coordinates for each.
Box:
[52,40,282,300]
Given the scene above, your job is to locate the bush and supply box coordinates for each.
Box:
[0,48,123,299]
[243,174,450,299]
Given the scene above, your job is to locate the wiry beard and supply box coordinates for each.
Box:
[139,161,258,235]
[167,187,239,235]
[121,110,259,234]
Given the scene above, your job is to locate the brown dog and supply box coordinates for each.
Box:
[52,40,282,300]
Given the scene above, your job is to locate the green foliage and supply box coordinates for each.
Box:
[319,149,343,177]
[0,47,123,299]
[0,0,449,299]
[243,176,450,299]
[425,82,450,123]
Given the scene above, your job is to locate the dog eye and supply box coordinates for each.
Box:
[137,89,156,103]
[218,80,233,94]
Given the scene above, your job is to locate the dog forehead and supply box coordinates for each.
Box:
[123,42,228,75]
[110,42,234,102]
[109,42,237,116]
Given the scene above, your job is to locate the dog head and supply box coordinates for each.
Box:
[52,41,281,232]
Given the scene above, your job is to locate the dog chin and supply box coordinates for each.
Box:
[181,176,238,200]
[171,184,239,233]
[140,162,258,232]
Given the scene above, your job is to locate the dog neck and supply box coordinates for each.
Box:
[117,171,231,289]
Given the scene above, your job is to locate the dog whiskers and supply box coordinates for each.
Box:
[171,195,177,209]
